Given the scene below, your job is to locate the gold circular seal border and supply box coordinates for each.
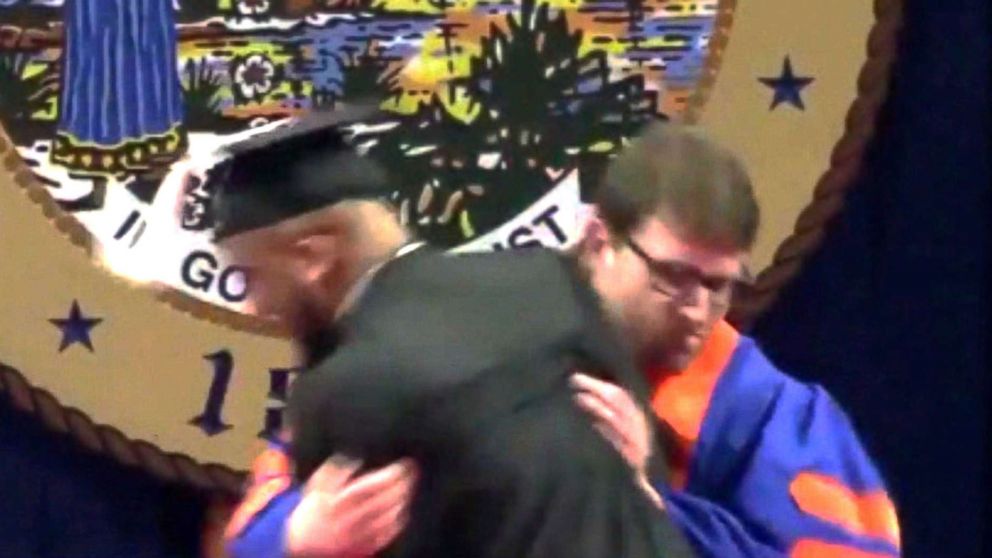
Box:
[727,0,904,327]
[0,0,903,496]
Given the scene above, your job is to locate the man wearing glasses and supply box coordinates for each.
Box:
[571,124,900,557]
[225,123,899,558]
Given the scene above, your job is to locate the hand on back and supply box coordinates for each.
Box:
[286,455,418,558]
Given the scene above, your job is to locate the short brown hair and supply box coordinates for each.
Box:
[594,122,759,251]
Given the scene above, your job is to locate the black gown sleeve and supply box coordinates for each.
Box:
[288,347,423,482]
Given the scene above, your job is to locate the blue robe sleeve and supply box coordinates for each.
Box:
[660,487,782,558]
[683,337,901,557]
[225,443,300,558]
[226,487,301,558]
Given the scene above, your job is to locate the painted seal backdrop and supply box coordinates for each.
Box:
[1,0,900,493]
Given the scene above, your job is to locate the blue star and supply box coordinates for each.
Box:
[759,56,815,110]
[50,301,103,353]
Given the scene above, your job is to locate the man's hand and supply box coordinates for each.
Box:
[286,456,418,558]
[570,373,664,508]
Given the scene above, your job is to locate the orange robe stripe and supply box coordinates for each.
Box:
[790,472,901,548]
[649,320,739,487]
[791,539,895,558]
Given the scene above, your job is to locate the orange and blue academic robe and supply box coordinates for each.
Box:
[223,439,299,558]
[653,321,901,557]
[224,321,901,558]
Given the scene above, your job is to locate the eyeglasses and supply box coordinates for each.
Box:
[625,238,750,304]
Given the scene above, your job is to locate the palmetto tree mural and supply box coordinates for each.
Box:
[361,0,658,246]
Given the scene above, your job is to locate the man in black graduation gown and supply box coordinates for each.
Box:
[211,107,693,558]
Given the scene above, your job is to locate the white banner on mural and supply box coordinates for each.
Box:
[452,169,591,254]
[116,156,593,312]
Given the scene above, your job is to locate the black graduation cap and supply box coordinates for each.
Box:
[211,102,394,240]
